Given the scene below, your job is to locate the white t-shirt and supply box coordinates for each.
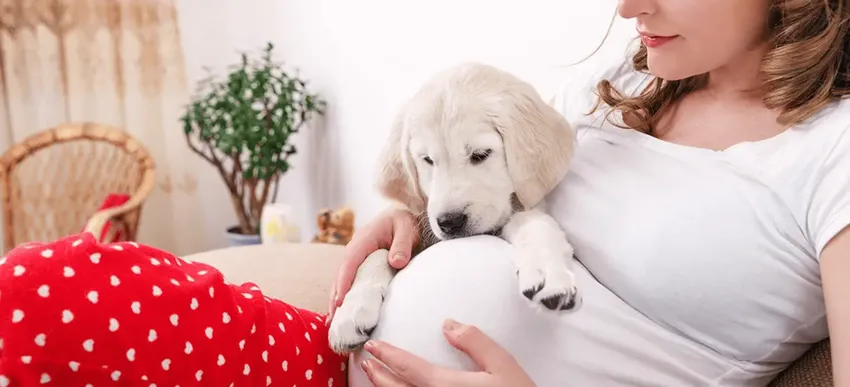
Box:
[347,58,850,387]
[548,57,850,384]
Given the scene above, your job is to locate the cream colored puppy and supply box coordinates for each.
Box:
[328,62,579,353]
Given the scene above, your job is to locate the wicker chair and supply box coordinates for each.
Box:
[0,123,155,253]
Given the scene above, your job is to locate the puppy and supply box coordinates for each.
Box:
[327,62,579,354]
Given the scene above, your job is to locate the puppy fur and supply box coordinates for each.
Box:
[327,62,580,354]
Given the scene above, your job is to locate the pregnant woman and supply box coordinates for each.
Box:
[1,0,848,386]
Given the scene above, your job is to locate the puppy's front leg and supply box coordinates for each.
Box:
[327,249,397,354]
[501,206,581,312]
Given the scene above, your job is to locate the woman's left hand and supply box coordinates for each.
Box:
[360,319,535,387]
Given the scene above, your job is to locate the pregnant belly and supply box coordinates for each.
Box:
[346,236,742,387]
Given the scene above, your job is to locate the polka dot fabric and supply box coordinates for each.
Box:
[0,233,347,386]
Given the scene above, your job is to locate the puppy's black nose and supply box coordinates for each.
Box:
[437,212,468,235]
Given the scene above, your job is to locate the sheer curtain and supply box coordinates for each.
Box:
[0,0,210,254]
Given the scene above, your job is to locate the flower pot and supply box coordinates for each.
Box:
[224,226,262,247]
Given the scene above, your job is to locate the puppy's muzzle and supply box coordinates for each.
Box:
[436,211,468,237]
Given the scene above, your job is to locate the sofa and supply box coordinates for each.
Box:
[184,243,833,386]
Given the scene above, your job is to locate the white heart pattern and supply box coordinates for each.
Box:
[262,350,268,362]
[72,239,83,247]
[161,359,171,371]
[184,341,193,354]
[82,339,94,352]
[282,360,288,371]
[40,249,53,258]
[109,318,119,332]
[126,348,136,362]
[305,369,313,380]
[37,284,49,298]
[279,322,286,332]
[34,333,46,347]
[13,265,25,276]
[12,309,24,323]
[190,298,199,310]
[152,285,163,297]
[21,356,31,364]
[170,314,179,326]
[110,275,121,286]
[148,329,158,342]
[62,309,74,323]
[39,373,51,383]
[243,364,251,375]
[217,354,226,366]
[89,253,101,264]
[239,340,245,350]
[222,312,231,324]
[69,361,80,372]
[205,327,214,339]
[195,370,203,381]
[0,375,8,387]
[63,266,75,278]
[131,265,141,274]
[269,335,276,346]
[111,370,121,381]
[131,301,141,314]
[87,291,99,304]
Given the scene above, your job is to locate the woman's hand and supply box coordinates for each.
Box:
[327,207,419,322]
[361,319,535,387]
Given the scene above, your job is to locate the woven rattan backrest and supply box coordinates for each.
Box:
[0,123,155,251]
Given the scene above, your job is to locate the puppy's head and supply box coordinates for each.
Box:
[376,62,575,240]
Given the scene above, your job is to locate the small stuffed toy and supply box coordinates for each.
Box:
[312,206,355,245]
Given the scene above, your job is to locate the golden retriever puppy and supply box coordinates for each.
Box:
[328,62,579,353]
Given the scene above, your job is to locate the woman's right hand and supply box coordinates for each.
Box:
[326,207,420,323]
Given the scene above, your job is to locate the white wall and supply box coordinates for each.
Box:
[175,0,639,247]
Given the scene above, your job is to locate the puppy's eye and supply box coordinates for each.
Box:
[422,156,434,165]
[469,149,492,165]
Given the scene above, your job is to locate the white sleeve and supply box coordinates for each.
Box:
[808,123,850,258]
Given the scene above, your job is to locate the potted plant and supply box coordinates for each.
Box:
[180,42,326,246]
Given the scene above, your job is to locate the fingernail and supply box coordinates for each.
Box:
[392,252,406,264]
[443,319,462,332]
[364,340,377,353]
[361,359,372,373]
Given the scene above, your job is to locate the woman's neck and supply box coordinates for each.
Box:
[703,43,769,100]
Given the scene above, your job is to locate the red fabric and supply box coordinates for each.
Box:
[86,193,131,243]
[0,233,347,386]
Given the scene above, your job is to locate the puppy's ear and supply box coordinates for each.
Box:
[374,109,427,214]
[492,85,575,209]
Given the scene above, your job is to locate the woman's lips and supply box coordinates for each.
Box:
[639,33,678,48]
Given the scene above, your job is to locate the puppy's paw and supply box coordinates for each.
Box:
[516,254,581,313]
[327,285,384,354]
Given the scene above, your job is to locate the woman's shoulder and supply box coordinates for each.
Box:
[548,52,652,127]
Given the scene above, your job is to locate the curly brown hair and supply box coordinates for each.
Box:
[591,0,850,134]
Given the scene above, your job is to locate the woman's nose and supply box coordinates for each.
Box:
[618,0,657,19]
